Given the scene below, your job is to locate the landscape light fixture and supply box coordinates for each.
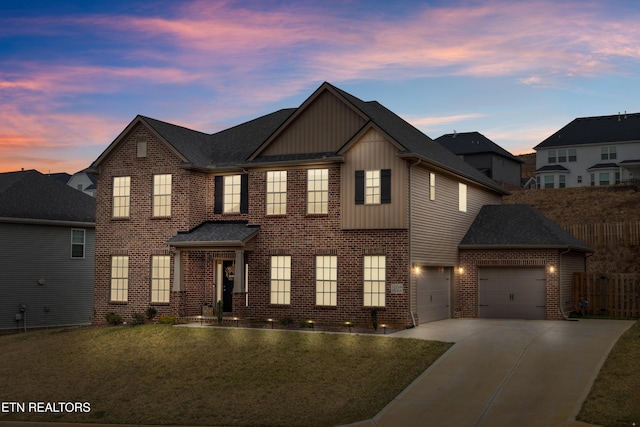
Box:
[345,321,352,332]
[267,318,274,329]
[381,324,387,334]
[233,317,239,327]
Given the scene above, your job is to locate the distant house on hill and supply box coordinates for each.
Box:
[435,131,523,188]
[534,112,640,188]
[0,170,96,331]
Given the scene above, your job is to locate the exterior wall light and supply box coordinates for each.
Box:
[549,265,556,273]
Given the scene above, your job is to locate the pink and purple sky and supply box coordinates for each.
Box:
[2,0,640,174]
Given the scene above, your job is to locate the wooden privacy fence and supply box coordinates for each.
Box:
[564,221,640,245]
[574,273,640,317]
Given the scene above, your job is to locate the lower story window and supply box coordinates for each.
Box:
[151,255,171,303]
[316,255,337,306]
[270,255,291,304]
[544,175,554,189]
[363,255,385,307]
[110,256,129,302]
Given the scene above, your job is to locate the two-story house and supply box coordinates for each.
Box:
[87,82,590,327]
[534,112,640,188]
[434,131,523,189]
[0,170,95,331]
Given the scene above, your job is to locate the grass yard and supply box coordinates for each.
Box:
[0,325,451,426]
[578,320,640,427]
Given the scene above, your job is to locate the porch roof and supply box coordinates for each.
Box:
[168,221,260,248]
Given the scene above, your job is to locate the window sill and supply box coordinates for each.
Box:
[109,301,128,305]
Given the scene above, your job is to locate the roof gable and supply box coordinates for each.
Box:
[0,170,95,223]
[535,112,640,149]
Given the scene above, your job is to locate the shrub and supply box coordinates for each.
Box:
[280,316,294,326]
[145,307,158,321]
[105,312,122,325]
[299,320,314,329]
[216,300,223,324]
[158,315,176,325]
[371,308,378,331]
[131,312,146,326]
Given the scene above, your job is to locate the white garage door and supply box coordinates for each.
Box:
[478,267,546,320]
[417,267,451,323]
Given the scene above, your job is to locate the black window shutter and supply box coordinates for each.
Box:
[240,174,249,213]
[381,169,391,204]
[214,176,223,214]
[355,170,365,205]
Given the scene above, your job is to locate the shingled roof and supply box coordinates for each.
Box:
[534,112,640,149]
[434,131,522,161]
[459,204,592,252]
[0,170,96,224]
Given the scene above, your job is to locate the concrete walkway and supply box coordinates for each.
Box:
[344,318,634,427]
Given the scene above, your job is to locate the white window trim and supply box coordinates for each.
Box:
[363,255,385,307]
[223,174,242,214]
[71,229,85,259]
[112,176,131,218]
[151,255,171,303]
[110,256,129,302]
[458,183,467,212]
[153,174,172,217]
[365,170,381,205]
[315,255,337,306]
[307,169,329,214]
[429,172,436,201]
[270,255,291,304]
[266,171,287,215]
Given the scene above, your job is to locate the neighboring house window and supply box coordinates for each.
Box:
[77,184,83,191]
[270,255,291,304]
[363,255,385,307]
[590,174,595,186]
[599,172,610,186]
[601,146,617,160]
[224,175,242,214]
[151,255,170,303]
[544,175,554,189]
[112,176,131,218]
[214,175,248,214]
[558,149,567,163]
[153,174,172,217]
[577,175,582,184]
[568,149,577,162]
[71,229,85,258]
[559,175,566,188]
[429,172,436,201]
[548,150,556,164]
[615,172,620,184]
[110,256,129,302]
[266,171,287,215]
[316,255,337,306]
[355,169,391,205]
[307,169,329,214]
[458,183,467,212]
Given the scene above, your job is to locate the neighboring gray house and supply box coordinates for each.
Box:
[435,131,523,188]
[0,170,96,331]
[534,112,640,188]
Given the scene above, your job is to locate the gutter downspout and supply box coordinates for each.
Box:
[558,248,575,320]
[407,158,421,328]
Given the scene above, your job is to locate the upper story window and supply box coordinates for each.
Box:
[214,174,248,214]
[153,174,172,217]
[266,171,287,215]
[458,183,467,212]
[558,149,567,163]
[355,169,391,205]
[224,175,241,214]
[568,148,577,162]
[112,176,130,218]
[71,229,85,258]
[548,150,556,164]
[307,169,329,214]
[429,172,436,201]
[601,146,617,160]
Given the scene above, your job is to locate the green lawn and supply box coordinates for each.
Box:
[0,325,451,426]
[578,320,640,427]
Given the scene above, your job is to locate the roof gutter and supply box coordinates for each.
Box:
[0,217,95,228]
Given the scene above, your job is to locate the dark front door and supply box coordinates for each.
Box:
[222,260,234,312]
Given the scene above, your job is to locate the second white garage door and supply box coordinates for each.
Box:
[417,267,451,323]
[478,267,546,320]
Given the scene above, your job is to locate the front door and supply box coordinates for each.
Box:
[222,260,235,312]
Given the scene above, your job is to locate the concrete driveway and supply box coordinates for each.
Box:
[345,318,634,427]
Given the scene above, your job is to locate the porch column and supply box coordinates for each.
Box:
[234,250,245,293]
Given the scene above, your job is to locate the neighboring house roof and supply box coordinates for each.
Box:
[587,163,619,170]
[534,112,640,149]
[535,164,569,173]
[459,204,592,252]
[0,170,96,224]
[434,131,522,162]
[167,221,260,248]
[48,172,72,185]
